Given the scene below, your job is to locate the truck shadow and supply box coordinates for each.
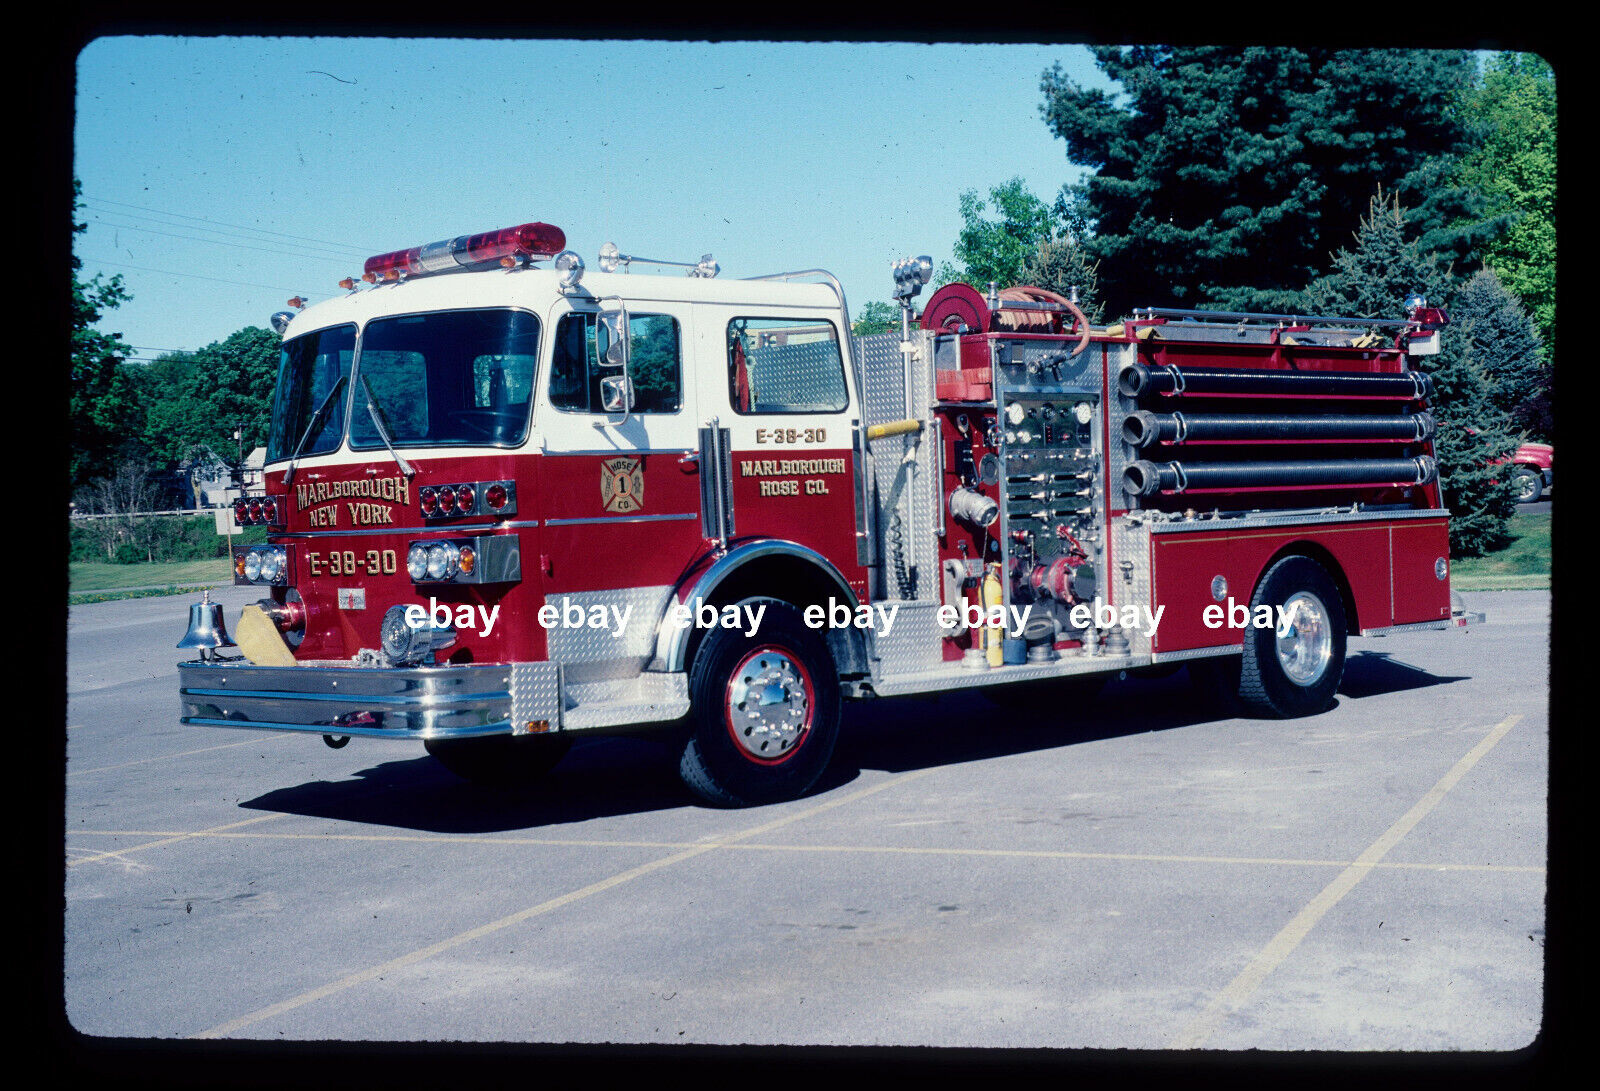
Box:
[1336,649,1468,698]
[240,735,693,834]
[240,651,1465,832]
[823,651,1466,781]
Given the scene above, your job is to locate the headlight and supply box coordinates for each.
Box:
[258,546,286,584]
[426,541,459,581]
[243,548,264,582]
[406,543,429,581]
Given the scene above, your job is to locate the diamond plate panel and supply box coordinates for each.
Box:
[545,585,676,684]
[562,672,690,731]
[1110,515,1154,657]
[856,332,909,427]
[857,330,940,602]
[744,339,848,410]
[992,339,1100,392]
[869,600,946,678]
[509,661,562,733]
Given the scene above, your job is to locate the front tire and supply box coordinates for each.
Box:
[425,733,573,787]
[678,599,841,807]
[1237,555,1346,718]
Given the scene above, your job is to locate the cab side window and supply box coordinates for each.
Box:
[727,318,848,414]
[550,312,682,414]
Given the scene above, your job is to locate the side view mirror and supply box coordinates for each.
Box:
[600,375,635,414]
[595,302,630,370]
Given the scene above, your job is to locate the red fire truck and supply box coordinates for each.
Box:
[177,220,1472,806]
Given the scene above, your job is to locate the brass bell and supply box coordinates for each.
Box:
[178,590,236,657]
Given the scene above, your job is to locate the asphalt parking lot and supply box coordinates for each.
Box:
[63,586,1548,1054]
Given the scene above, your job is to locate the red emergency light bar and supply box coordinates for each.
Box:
[362,222,567,283]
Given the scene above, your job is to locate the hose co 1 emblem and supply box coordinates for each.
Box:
[601,457,644,513]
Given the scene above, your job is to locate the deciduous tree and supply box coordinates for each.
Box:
[1455,52,1556,350]
[70,180,142,489]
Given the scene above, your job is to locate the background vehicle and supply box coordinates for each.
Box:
[1507,441,1553,503]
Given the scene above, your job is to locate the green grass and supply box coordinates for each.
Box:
[69,585,220,606]
[70,557,233,594]
[1452,512,1552,591]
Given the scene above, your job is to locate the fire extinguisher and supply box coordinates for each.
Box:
[983,562,1005,668]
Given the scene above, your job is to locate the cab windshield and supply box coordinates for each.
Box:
[266,324,357,463]
[349,308,540,449]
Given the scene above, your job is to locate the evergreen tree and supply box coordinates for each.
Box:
[1450,269,1550,442]
[1310,190,1516,557]
[1018,235,1104,324]
[1303,187,1456,316]
[1040,46,1496,317]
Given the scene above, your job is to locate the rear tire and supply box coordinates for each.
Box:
[678,599,841,807]
[1237,555,1346,718]
[425,733,572,787]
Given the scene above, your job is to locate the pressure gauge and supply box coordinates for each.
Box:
[1006,402,1027,425]
[1074,401,1094,424]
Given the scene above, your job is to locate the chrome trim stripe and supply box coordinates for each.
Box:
[183,716,513,741]
[1149,644,1244,664]
[1359,620,1449,637]
[545,513,698,526]
[870,655,1136,697]
[1146,507,1448,534]
[182,686,512,706]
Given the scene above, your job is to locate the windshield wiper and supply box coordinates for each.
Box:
[283,376,347,487]
[359,375,417,479]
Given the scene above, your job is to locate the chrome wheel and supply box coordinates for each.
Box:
[1237,555,1347,718]
[725,645,814,764]
[681,600,841,807]
[1275,591,1333,687]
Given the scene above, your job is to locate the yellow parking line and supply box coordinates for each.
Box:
[68,832,1544,875]
[189,767,939,1040]
[66,814,287,868]
[1169,713,1524,1049]
[67,736,280,777]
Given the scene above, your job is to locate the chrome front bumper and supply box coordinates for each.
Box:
[178,659,560,741]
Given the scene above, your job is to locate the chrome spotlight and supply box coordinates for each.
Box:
[379,604,457,667]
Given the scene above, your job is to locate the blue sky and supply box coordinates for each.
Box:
[73,37,1111,361]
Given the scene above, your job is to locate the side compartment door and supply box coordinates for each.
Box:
[534,300,702,682]
[697,305,868,600]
